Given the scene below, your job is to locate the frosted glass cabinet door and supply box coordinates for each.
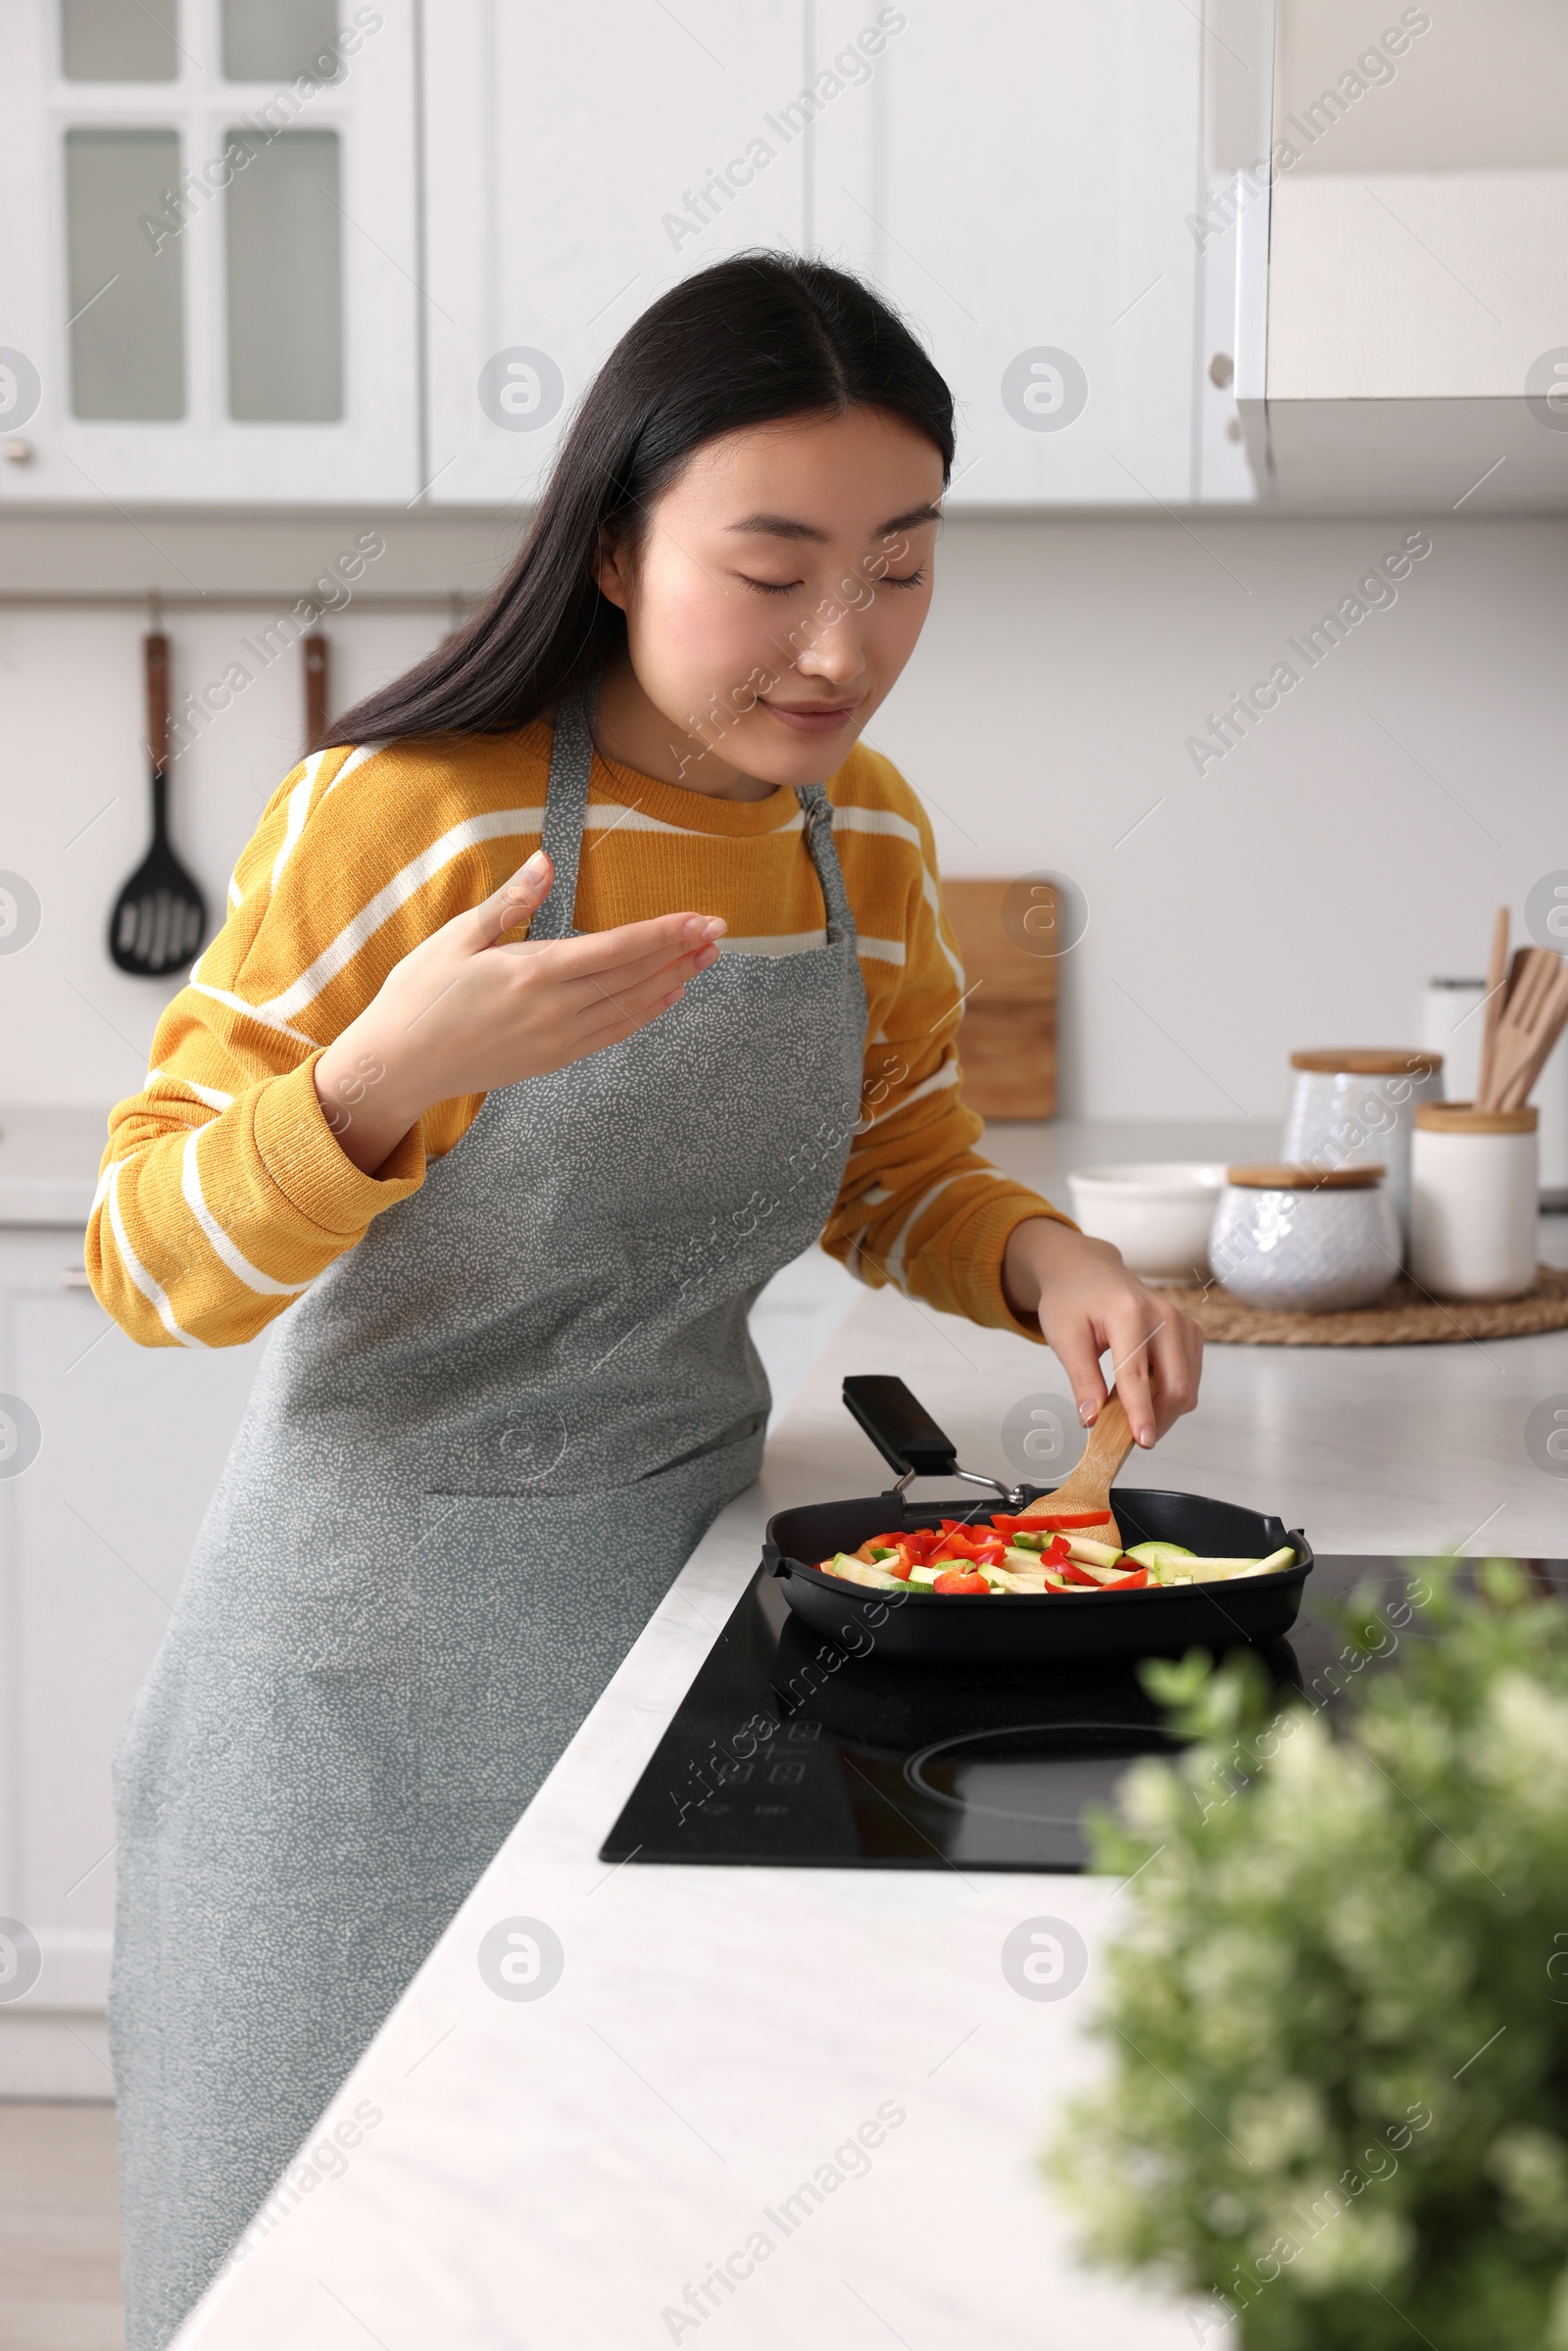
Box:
[220,0,341,83]
[224,127,344,421]
[65,127,185,419]
[0,0,419,503]
[61,0,177,80]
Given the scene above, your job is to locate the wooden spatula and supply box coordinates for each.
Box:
[1016,1390,1137,1548]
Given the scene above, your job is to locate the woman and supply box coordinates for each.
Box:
[90,251,1202,2345]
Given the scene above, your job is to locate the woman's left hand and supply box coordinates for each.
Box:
[1002,1217,1203,1449]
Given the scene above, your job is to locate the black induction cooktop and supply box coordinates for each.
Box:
[599,1554,1568,1872]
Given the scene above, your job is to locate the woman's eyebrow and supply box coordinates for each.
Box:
[725,513,829,542]
[725,502,943,542]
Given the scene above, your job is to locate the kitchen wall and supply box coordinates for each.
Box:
[2,508,1563,1125]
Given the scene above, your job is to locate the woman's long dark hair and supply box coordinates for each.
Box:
[329,251,955,747]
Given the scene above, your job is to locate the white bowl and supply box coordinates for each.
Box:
[1065,1162,1226,1285]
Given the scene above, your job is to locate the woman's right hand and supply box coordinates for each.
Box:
[313,850,726,1174]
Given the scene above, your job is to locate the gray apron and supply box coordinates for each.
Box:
[109,681,867,2349]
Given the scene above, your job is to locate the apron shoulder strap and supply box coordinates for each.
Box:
[797,783,858,948]
[528,669,600,942]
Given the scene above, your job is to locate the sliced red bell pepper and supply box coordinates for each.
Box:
[932,1567,992,1595]
[1106,1567,1150,1589]
[1060,1559,1105,1587]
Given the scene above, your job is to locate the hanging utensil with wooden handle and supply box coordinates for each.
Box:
[108,630,208,977]
[302,630,329,755]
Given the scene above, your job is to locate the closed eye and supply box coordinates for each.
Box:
[739,569,927,595]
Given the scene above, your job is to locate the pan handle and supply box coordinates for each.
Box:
[842,1376,958,1480]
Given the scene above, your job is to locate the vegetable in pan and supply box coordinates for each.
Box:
[818,1515,1295,1595]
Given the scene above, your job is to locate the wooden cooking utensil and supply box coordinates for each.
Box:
[1485,947,1566,1109]
[1499,960,1568,1111]
[108,631,209,977]
[1477,906,1509,1108]
[1017,1389,1137,1548]
[303,630,329,754]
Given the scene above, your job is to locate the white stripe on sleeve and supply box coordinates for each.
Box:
[858,1053,960,1130]
[106,1160,205,1347]
[187,983,322,1051]
[149,1066,235,1112]
[180,1127,312,1298]
[270,752,327,892]
[260,808,550,1020]
[922,868,965,988]
[319,744,380,798]
[881,1165,1006,1291]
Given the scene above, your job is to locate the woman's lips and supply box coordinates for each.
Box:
[758,697,862,735]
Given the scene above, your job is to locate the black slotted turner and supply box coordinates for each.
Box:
[108,630,208,977]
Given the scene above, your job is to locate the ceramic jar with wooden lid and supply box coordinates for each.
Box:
[1409,1103,1539,1300]
[1281,1048,1445,1252]
[1208,1163,1400,1312]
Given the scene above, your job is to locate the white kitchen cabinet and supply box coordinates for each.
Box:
[423,0,1247,511]
[810,0,1236,507]
[419,0,809,507]
[0,1228,264,2094]
[0,0,420,506]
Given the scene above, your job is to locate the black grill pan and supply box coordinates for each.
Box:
[763,1377,1312,1667]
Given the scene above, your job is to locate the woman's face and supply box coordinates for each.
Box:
[593,404,944,795]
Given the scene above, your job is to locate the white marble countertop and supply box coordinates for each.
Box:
[174,1122,1568,2351]
[0,1102,108,1226]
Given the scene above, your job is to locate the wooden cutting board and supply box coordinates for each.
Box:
[940,877,1058,1121]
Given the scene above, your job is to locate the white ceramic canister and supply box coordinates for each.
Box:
[1208,1163,1400,1313]
[1282,1048,1445,1251]
[1409,1103,1539,1301]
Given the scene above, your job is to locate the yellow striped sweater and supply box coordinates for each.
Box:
[88,722,1065,1349]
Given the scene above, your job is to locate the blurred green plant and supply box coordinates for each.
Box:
[1050,1560,1568,2350]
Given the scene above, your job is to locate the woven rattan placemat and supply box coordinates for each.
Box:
[1162,1264,1568,1346]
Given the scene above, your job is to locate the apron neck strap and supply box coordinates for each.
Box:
[797,783,857,947]
[529,666,601,942]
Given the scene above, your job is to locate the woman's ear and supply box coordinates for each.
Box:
[594,522,631,612]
